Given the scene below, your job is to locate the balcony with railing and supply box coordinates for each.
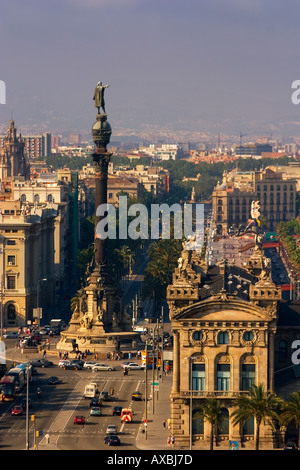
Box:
[180,389,251,399]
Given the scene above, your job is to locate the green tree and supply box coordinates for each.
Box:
[114,245,134,274]
[193,399,224,450]
[143,239,182,312]
[280,391,300,448]
[231,384,283,450]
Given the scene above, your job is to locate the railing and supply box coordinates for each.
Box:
[181,390,250,398]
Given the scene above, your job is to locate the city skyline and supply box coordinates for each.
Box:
[1,0,300,140]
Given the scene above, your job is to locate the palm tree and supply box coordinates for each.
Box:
[193,398,224,450]
[144,239,182,311]
[114,245,134,274]
[231,384,283,450]
[280,391,300,448]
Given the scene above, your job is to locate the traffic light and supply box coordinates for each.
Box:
[110,388,114,396]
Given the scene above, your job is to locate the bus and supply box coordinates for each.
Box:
[0,375,16,401]
[15,363,32,384]
[6,368,25,392]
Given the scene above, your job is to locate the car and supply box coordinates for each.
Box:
[21,398,32,409]
[104,435,120,446]
[49,328,60,336]
[11,405,23,416]
[30,359,53,368]
[74,415,85,425]
[58,360,71,367]
[284,441,298,450]
[48,376,61,385]
[132,391,143,401]
[100,391,110,401]
[90,406,102,416]
[90,398,102,407]
[106,424,118,435]
[122,362,145,370]
[63,362,83,370]
[39,328,50,336]
[70,359,85,367]
[3,331,19,339]
[92,363,115,371]
[112,406,122,416]
[83,361,97,369]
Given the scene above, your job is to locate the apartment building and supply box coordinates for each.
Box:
[212,168,297,234]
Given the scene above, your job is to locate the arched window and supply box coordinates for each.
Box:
[7,303,16,322]
[34,194,40,203]
[20,194,26,203]
[47,194,53,203]
[243,416,254,435]
[192,409,204,434]
[218,331,229,344]
[218,408,229,435]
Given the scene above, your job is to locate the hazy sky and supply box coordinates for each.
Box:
[1,0,300,140]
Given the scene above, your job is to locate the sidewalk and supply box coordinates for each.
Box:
[135,372,174,451]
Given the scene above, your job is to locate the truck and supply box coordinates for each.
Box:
[49,319,65,332]
[121,408,133,423]
[84,383,98,398]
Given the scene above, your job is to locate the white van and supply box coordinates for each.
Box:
[84,383,98,398]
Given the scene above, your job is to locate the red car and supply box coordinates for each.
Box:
[11,405,23,416]
[74,415,85,425]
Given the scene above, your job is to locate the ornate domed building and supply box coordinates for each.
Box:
[167,238,284,449]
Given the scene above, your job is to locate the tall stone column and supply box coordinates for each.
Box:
[91,113,112,279]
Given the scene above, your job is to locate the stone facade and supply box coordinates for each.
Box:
[167,241,282,449]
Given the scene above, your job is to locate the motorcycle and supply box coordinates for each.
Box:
[123,368,128,376]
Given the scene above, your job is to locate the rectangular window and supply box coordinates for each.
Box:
[7,276,16,289]
[7,255,15,266]
[217,364,230,391]
[241,364,255,390]
[192,363,205,391]
[7,240,16,245]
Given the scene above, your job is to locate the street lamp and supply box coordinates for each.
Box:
[37,278,47,328]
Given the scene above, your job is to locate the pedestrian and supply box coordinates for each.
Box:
[163,419,166,429]
[171,435,175,447]
[167,436,171,446]
[167,418,171,429]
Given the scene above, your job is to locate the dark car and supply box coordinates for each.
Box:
[90,398,102,408]
[21,398,32,409]
[104,435,120,446]
[100,391,109,401]
[71,359,84,368]
[284,441,298,450]
[112,406,122,416]
[29,359,53,368]
[132,391,143,401]
[48,376,61,385]
[63,361,83,370]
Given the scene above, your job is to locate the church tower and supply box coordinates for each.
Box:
[0,120,30,180]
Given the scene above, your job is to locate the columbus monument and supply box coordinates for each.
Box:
[57,83,138,356]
